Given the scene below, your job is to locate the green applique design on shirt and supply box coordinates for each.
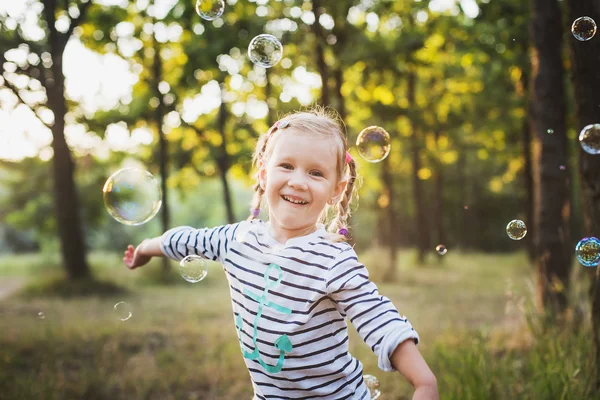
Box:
[235,263,293,373]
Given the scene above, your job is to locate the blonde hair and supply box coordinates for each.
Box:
[247,106,359,242]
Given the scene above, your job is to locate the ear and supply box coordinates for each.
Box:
[330,179,348,205]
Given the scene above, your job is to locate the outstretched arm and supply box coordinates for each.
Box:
[123,237,164,269]
[390,339,439,400]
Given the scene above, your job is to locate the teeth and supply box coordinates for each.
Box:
[283,195,307,205]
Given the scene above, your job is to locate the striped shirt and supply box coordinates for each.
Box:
[160,219,420,400]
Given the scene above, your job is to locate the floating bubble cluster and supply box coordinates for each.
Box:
[179,255,208,283]
[436,244,447,255]
[572,16,597,41]
[363,374,381,400]
[506,219,527,240]
[103,168,162,226]
[114,301,133,321]
[195,0,225,21]
[575,237,600,267]
[356,126,391,163]
[38,311,45,320]
[579,124,600,155]
[248,34,283,68]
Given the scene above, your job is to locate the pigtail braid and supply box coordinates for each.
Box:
[328,158,358,240]
[247,133,270,221]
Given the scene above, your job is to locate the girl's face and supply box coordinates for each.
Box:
[259,130,347,241]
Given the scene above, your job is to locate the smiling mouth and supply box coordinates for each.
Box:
[281,195,309,205]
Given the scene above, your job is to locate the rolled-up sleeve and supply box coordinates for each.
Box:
[326,248,420,372]
[160,223,237,264]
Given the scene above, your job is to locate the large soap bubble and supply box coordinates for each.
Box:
[248,34,283,68]
[572,16,597,41]
[195,0,225,21]
[103,168,162,226]
[179,255,208,283]
[579,124,600,155]
[356,126,391,163]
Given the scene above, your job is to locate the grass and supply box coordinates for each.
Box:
[0,249,596,399]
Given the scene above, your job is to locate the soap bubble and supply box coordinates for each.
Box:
[248,34,283,68]
[195,0,225,21]
[103,168,162,226]
[572,17,597,41]
[575,237,600,267]
[179,255,208,283]
[114,301,132,321]
[579,124,600,155]
[436,244,447,255]
[363,375,381,400]
[38,311,45,320]
[506,220,527,240]
[547,129,554,134]
[356,126,391,163]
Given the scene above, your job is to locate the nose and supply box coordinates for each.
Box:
[287,172,308,191]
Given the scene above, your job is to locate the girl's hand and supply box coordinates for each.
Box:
[123,241,152,269]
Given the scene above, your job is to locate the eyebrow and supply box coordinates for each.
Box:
[276,156,333,172]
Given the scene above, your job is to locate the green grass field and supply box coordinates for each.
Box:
[0,249,596,400]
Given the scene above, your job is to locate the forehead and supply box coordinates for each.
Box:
[270,130,339,169]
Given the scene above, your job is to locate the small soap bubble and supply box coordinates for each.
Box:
[179,255,208,283]
[572,16,597,41]
[103,168,162,226]
[195,0,225,21]
[575,237,600,267]
[506,219,527,240]
[38,311,45,320]
[547,129,554,134]
[363,374,381,400]
[579,124,600,155]
[356,126,391,163]
[114,301,132,321]
[436,244,447,255]
[559,165,566,171]
[248,34,283,68]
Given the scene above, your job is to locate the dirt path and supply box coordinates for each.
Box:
[0,278,25,301]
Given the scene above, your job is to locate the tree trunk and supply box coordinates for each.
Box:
[529,0,571,317]
[381,156,399,281]
[311,0,330,106]
[520,71,536,263]
[433,130,446,260]
[265,68,275,127]
[152,17,170,273]
[408,70,429,263]
[457,143,468,250]
[565,0,600,387]
[334,67,346,122]
[43,0,90,280]
[218,83,235,224]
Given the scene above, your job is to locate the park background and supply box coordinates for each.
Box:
[1,0,600,399]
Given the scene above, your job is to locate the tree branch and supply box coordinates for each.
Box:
[64,0,93,40]
[180,119,206,139]
[1,76,52,130]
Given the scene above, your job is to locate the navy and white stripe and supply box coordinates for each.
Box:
[161,220,419,399]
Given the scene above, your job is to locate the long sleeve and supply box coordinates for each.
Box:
[326,247,420,372]
[160,222,238,264]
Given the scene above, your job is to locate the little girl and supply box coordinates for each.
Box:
[123,108,438,400]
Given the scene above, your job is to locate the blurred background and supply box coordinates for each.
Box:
[1,0,600,399]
